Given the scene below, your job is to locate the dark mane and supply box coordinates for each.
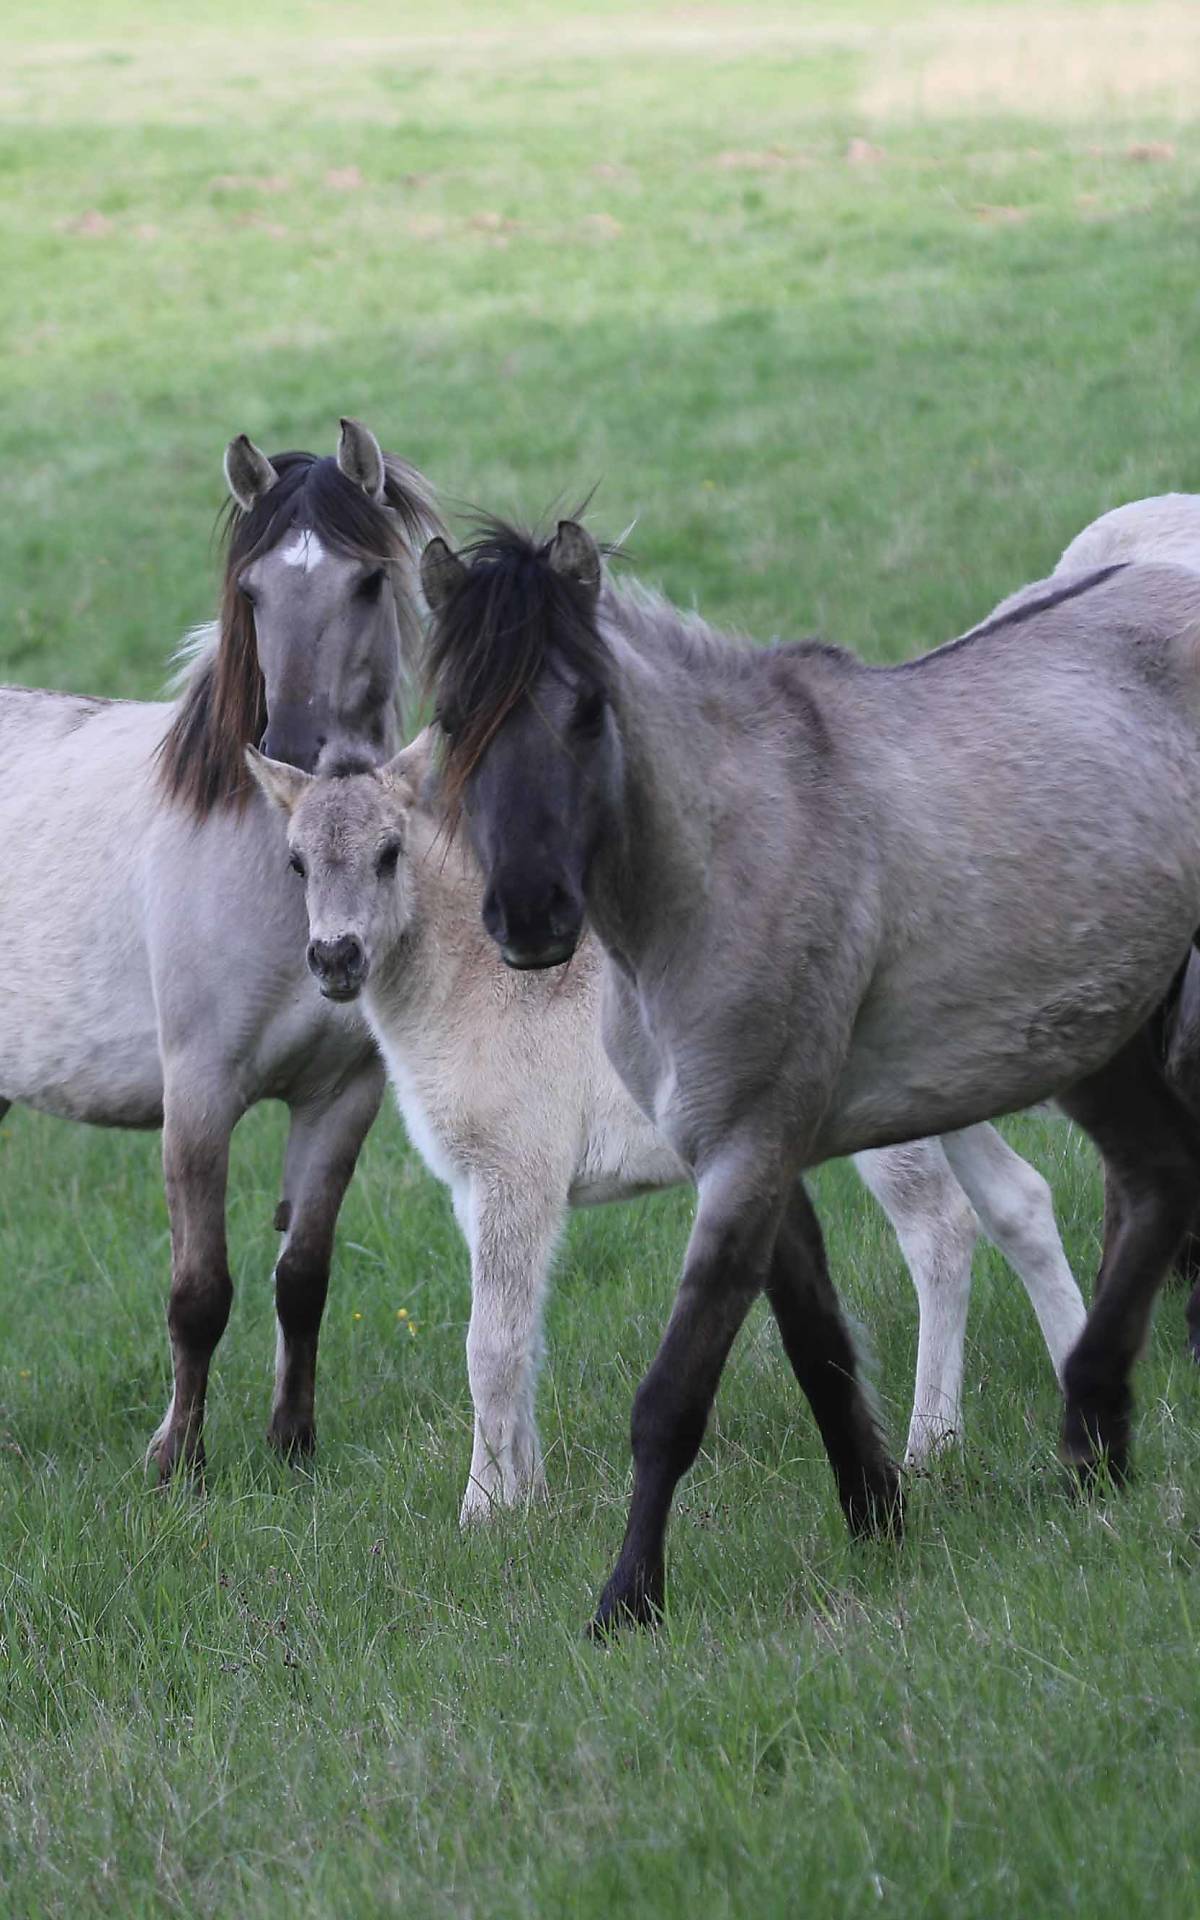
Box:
[424,518,614,816]
[158,449,439,820]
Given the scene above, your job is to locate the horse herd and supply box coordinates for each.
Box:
[6,416,1200,1630]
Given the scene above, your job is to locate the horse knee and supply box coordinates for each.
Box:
[168,1263,233,1354]
[467,1317,535,1417]
[858,1147,978,1281]
[274,1243,330,1341]
[982,1159,1059,1262]
[630,1366,707,1480]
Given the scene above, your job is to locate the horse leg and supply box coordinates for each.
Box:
[941,1123,1087,1381]
[268,1063,384,1457]
[854,1141,978,1466]
[1161,946,1200,1347]
[764,1179,903,1530]
[1056,1028,1200,1479]
[458,1168,567,1526]
[149,1086,238,1480]
[591,1143,784,1633]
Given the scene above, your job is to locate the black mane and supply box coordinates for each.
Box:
[424,518,615,811]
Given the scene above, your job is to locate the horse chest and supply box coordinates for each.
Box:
[381,1042,468,1194]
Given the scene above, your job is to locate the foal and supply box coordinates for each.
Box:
[423,523,1200,1628]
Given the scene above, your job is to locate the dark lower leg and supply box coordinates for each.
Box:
[268,1075,382,1456]
[154,1118,235,1480]
[766,1182,901,1535]
[269,1234,332,1456]
[1057,1032,1200,1478]
[593,1269,763,1633]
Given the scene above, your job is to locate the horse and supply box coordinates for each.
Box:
[244,732,1091,1517]
[0,419,441,1477]
[422,521,1200,1629]
[1051,489,1200,1349]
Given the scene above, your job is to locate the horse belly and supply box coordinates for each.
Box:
[0,709,163,1125]
[825,893,1199,1156]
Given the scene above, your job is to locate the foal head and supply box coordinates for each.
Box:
[160,419,441,815]
[422,519,618,969]
[244,739,429,1002]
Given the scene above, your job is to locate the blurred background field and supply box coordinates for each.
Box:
[2,5,1200,1915]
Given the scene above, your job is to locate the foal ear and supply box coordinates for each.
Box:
[224,434,279,513]
[548,520,602,600]
[420,536,468,614]
[378,746,421,809]
[336,416,387,504]
[244,744,313,815]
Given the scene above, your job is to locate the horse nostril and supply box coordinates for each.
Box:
[547,882,577,936]
[481,887,505,943]
[307,935,365,978]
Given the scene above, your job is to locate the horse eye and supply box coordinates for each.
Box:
[289,850,307,879]
[574,688,606,736]
[357,568,386,600]
[237,575,257,607]
[376,840,401,879]
[436,706,460,740]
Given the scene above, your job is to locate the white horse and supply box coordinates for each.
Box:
[0,420,441,1475]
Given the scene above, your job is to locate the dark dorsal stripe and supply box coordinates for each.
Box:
[898,562,1129,673]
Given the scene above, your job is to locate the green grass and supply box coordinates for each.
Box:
[4,3,1200,1912]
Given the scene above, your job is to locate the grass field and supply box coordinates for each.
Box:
[4,3,1200,1913]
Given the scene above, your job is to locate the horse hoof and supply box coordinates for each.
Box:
[148,1435,205,1488]
[844,1462,904,1539]
[267,1418,316,1460]
[588,1567,664,1639]
[1060,1409,1130,1490]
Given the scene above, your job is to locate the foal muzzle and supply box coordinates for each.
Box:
[306,933,368,1001]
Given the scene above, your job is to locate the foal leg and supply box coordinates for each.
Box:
[269,1063,384,1457]
[853,1141,978,1466]
[149,1084,239,1480]
[764,1179,903,1530]
[458,1167,568,1526]
[941,1124,1087,1379]
[1056,1031,1200,1479]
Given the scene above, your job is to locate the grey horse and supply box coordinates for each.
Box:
[0,420,441,1476]
[423,521,1200,1629]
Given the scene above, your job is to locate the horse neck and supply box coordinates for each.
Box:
[371,810,493,1025]
[589,621,719,966]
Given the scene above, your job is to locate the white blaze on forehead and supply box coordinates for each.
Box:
[280,528,328,572]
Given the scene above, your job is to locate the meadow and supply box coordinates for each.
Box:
[3,2,1200,1912]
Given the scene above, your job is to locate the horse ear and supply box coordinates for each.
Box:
[244,744,312,815]
[421,536,467,614]
[337,416,386,503]
[224,434,279,513]
[548,520,602,600]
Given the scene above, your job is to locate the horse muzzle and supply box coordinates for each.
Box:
[306,933,368,1001]
[500,935,580,970]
